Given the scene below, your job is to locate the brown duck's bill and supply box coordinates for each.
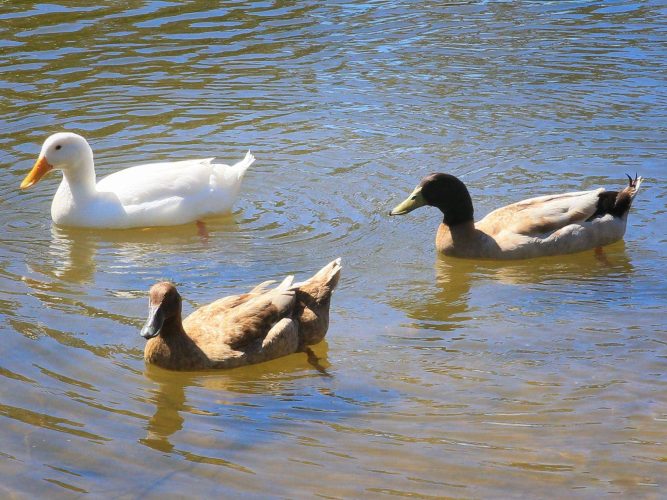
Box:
[141,304,165,339]
[20,155,53,189]
[389,186,426,216]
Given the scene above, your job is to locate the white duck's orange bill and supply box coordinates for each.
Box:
[20,155,53,189]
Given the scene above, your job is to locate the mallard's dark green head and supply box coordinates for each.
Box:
[390,173,474,226]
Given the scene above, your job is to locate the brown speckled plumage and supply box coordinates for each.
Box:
[141,259,342,371]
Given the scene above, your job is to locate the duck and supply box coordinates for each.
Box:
[140,258,342,371]
[19,132,254,229]
[390,173,643,260]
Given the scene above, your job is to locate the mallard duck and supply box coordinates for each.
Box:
[140,258,342,370]
[390,173,642,260]
[20,132,254,229]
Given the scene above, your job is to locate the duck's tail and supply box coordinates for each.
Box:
[291,258,342,294]
[625,173,643,201]
[615,173,643,219]
[590,174,643,221]
[292,258,342,347]
[277,275,295,291]
[229,151,255,180]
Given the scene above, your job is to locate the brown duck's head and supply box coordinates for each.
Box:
[140,282,182,339]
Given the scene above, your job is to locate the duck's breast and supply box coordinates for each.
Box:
[51,179,126,227]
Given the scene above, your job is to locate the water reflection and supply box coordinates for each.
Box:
[141,367,187,453]
[46,226,98,283]
[2,0,665,496]
[470,243,634,287]
[392,244,634,330]
[27,218,240,284]
[140,343,331,455]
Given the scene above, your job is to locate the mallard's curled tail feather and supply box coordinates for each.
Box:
[590,174,643,220]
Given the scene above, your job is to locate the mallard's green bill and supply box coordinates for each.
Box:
[389,186,426,215]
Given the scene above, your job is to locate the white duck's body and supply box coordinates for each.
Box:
[21,133,254,229]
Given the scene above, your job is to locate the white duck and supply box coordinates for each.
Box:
[20,132,254,229]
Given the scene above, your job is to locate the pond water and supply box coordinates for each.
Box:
[1,1,666,497]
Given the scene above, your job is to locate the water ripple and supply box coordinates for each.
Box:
[1,0,666,497]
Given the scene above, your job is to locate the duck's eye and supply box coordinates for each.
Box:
[411,195,417,200]
[55,145,62,150]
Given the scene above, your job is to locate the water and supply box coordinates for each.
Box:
[1,1,666,497]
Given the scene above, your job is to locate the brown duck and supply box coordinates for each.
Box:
[390,173,643,260]
[140,258,341,370]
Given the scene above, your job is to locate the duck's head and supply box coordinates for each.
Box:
[20,132,93,189]
[141,282,182,339]
[389,173,474,226]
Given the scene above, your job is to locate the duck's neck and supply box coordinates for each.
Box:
[429,179,487,256]
[428,177,475,228]
[438,197,474,228]
[447,220,476,237]
[144,315,202,370]
[61,154,97,199]
[437,220,489,258]
[154,314,190,350]
[162,311,186,337]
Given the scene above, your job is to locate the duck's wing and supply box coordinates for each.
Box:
[96,158,218,206]
[184,279,282,331]
[96,152,254,208]
[221,282,296,349]
[478,189,604,237]
[191,292,255,318]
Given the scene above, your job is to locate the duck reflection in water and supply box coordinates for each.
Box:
[393,242,634,330]
[19,226,99,284]
[140,343,330,454]
[39,218,240,284]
